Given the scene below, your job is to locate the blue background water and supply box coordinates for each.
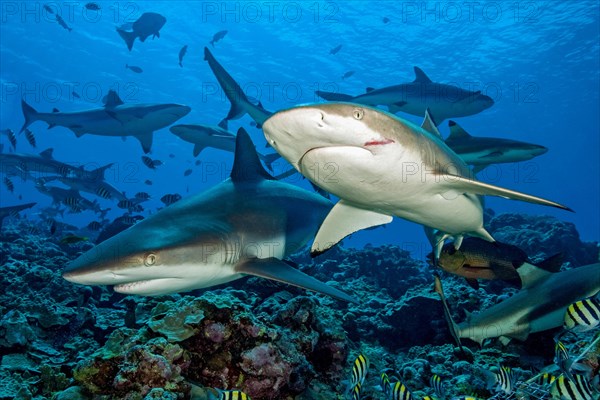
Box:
[1,1,598,259]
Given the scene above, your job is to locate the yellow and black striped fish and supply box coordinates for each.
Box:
[450,397,484,400]
[533,372,556,386]
[554,340,572,377]
[352,382,361,400]
[486,365,514,395]
[220,390,250,400]
[351,354,369,387]
[430,374,445,398]
[391,381,414,400]
[95,186,112,199]
[564,295,600,333]
[380,372,391,397]
[550,374,597,400]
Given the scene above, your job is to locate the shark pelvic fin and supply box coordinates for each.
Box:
[434,173,573,212]
[235,257,358,303]
[413,66,433,83]
[311,200,392,257]
[231,128,273,182]
[447,121,472,140]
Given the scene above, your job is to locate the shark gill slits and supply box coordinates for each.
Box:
[352,108,364,120]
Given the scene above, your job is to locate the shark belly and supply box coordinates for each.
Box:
[300,146,485,236]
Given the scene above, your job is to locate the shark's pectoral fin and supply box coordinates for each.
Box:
[135,133,154,154]
[311,200,393,257]
[235,257,357,303]
[193,144,206,157]
[435,173,573,211]
[472,165,488,175]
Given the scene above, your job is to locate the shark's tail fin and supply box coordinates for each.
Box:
[315,90,355,102]
[89,163,115,181]
[434,274,466,353]
[20,99,40,133]
[117,28,136,51]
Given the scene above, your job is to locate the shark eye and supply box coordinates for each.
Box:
[144,253,157,266]
[352,108,364,120]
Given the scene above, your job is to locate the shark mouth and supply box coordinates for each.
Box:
[113,278,184,296]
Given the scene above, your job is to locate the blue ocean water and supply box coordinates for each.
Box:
[0,0,598,258]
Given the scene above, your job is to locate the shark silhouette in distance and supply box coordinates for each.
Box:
[262,103,572,259]
[0,147,113,181]
[63,128,356,303]
[445,120,548,173]
[0,202,36,227]
[203,47,273,129]
[434,261,600,345]
[316,66,494,122]
[169,123,280,169]
[20,90,191,153]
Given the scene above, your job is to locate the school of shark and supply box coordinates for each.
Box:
[0,3,598,400]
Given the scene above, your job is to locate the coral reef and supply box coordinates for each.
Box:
[0,214,597,399]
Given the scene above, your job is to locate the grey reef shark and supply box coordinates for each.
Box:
[444,120,548,174]
[0,202,36,227]
[261,103,572,259]
[20,90,190,154]
[434,261,600,345]
[315,66,495,122]
[63,128,356,303]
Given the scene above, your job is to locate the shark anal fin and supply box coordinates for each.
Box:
[135,133,154,154]
[311,200,392,257]
[235,257,357,303]
[435,173,573,212]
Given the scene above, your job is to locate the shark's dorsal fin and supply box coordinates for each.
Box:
[103,90,125,108]
[448,121,472,140]
[52,108,60,113]
[231,128,273,182]
[413,66,432,83]
[39,148,54,159]
[421,108,442,139]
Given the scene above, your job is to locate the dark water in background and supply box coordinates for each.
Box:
[0,1,598,257]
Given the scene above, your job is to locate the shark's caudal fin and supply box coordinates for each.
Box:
[314,90,355,102]
[117,28,136,51]
[311,200,393,257]
[88,163,115,180]
[231,128,274,182]
[235,257,358,303]
[20,99,40,133]
[204,47,271,128]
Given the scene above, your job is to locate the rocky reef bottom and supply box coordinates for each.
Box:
[0,213,598,400]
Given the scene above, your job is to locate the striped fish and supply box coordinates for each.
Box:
[391,381,414,400]
[24,128,36,148]
[141,155,156,170]
[550,374,597,400]
[380,372,392,397]
[95,186,112,199]
[430,374,445,398]
[1,128,17,149]
[351,354,369,387]
[219,390,250,400]
[554,340,572,377]
[351,382,361,400]
[450,397,484,400]
[485,365,514,395]
[564,295,600,333]
[534,372,556,386]
[3,176,14,193]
